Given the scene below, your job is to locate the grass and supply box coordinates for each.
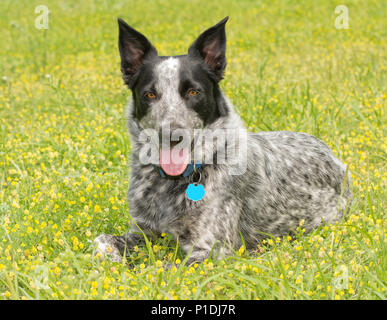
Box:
[0,0,386,300]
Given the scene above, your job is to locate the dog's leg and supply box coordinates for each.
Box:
[181,204,241,266]
[93,232,143,262]
[183,242,235,266]
[93,223,156,262]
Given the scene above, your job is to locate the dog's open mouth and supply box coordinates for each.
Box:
[159,146,190,176]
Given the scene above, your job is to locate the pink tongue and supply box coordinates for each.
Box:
[160,147,190,176]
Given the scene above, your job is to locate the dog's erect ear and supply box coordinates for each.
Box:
[188,17,228,81]
[118,18,158,86]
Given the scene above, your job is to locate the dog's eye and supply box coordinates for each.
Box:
[187,89,199,97]
[145,92,156,99]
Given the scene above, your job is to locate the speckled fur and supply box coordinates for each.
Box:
[94,18,352,265]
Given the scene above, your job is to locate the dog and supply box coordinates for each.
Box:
[94,17,352,265]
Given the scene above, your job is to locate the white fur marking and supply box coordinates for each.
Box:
[155,58,182,118]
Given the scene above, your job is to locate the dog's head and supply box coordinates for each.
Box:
[118,17,233,176]
[119,17,229,126]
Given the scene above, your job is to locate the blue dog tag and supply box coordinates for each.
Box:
[186,183,205,201]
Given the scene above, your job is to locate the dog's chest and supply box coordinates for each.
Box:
[128,169,210,231]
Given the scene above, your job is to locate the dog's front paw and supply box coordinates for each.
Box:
[93,234,123,263]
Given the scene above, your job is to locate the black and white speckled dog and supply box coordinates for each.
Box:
[94,17,352,265]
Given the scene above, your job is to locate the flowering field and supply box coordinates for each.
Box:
[0,0,385,300]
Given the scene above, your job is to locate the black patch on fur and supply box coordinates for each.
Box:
[188,17,228,81]
[118,18,158,88]
[178,56,228,125]
[130,56,170,120]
